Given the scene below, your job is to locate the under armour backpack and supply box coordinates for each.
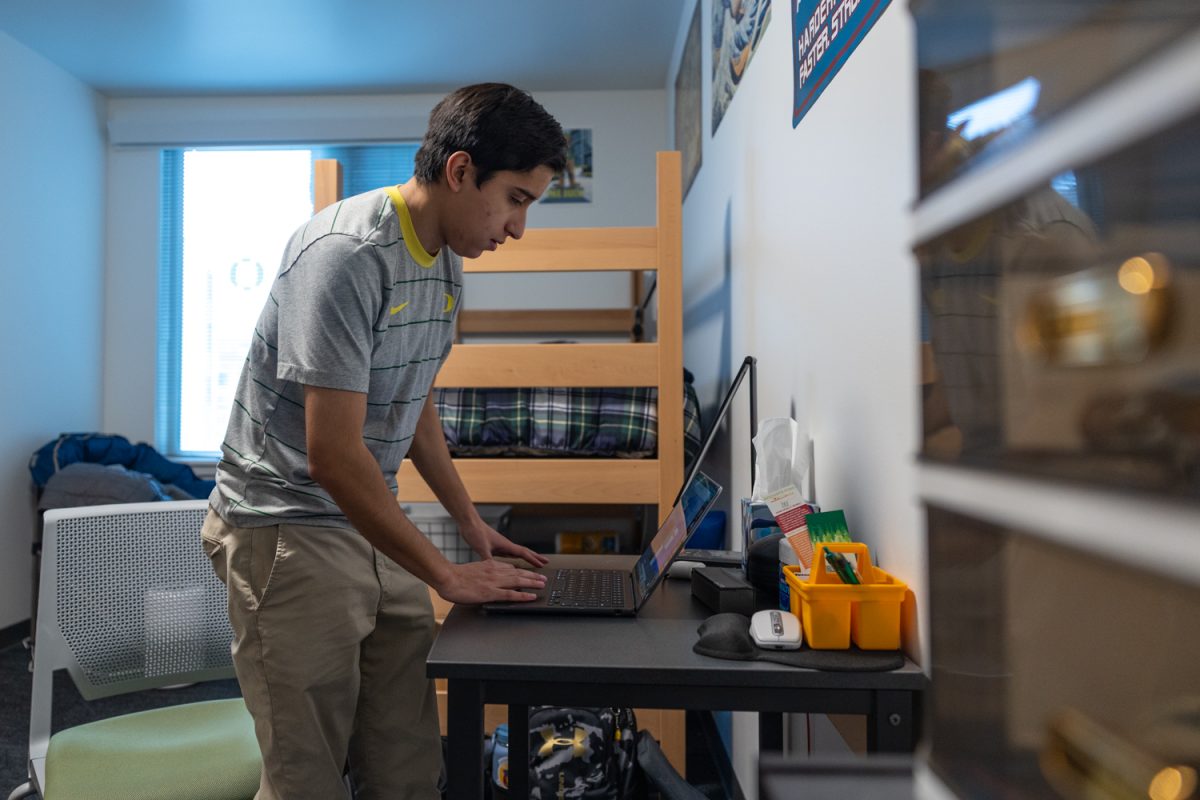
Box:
[527,706,639,800]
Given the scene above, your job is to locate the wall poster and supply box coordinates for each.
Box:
[712,0,772,135]
[541,128,593,203]
[792,0,893,127]
[675,1,704,198]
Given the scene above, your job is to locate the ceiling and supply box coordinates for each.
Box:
[0,0,688,97]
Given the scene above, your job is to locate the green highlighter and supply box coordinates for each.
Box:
[824,549,861,585]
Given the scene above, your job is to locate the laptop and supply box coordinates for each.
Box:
[484,356,756,616]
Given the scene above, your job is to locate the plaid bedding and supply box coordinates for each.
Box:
[436,373,703,462]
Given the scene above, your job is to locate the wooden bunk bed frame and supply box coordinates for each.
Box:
[395,151,683,526]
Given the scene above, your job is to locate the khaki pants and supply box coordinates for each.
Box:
[202,509,442,800]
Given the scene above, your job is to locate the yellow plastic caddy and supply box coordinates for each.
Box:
[784,542,906,650]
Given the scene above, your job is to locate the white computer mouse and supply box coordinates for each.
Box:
[749,609,802,650]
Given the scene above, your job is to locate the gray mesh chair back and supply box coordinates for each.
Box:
[23,500,244,796]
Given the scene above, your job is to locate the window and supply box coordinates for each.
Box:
[158,143,419,457]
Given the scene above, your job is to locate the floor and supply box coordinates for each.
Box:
[1,638,730,798]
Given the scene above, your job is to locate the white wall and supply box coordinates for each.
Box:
[666,0,920,792]
[103,89,667,445]
[0,30,106,629]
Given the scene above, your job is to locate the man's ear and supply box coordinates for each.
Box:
[445,151,473,192]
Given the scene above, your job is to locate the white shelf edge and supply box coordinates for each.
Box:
[917,462,1200,587]
[913,26,1200,244]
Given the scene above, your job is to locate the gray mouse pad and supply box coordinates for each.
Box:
[693,613,904,671]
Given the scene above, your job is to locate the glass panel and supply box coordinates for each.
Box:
[918,110,1200,500]
[914,0,1200,194]
[927,506,1200,800]
[178,149,313,454]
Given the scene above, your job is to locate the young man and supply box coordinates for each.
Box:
[202,83,565,799]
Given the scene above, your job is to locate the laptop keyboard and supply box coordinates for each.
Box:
[547,569,626,608]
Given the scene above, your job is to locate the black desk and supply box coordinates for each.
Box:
[428,557,926,800]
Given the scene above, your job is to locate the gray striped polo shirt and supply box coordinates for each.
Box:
[211,186,462,528]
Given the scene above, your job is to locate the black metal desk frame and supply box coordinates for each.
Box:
[429,560,925,799]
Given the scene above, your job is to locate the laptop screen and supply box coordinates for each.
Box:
[630,357,755,606]
[632,503,689,601]
[682,470,723,532]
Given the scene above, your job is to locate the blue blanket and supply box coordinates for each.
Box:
[29,433,214,499]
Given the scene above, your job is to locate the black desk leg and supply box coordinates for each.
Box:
[446,679,484,800]
[868,690,915,753]
[509,704,530,799]
[759,712,784,752]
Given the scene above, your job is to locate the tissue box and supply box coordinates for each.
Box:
[741,498,781,576]
[740,498,778,552]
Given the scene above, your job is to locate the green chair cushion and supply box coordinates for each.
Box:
[43,697,260,800]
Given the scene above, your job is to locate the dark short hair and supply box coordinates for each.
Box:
[414,83,567,186]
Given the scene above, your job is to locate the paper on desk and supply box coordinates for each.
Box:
[763,486,816,568]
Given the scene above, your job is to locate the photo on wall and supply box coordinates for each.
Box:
[675,1,703,198]
[712,0,772,134]
[541,128,593,203]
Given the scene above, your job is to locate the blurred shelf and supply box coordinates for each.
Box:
[913,26,1200,244]
[918,462,1200,586]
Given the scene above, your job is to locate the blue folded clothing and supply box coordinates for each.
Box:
[29,433,215,499]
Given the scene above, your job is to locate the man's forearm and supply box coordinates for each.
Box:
[407,396,482,528]
[302,383,543,603]
[310,434,454,590]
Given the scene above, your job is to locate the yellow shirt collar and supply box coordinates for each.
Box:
[384,186,436,268]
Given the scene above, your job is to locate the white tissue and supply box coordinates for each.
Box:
[750,417,811,502]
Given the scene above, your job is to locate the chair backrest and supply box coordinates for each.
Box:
[35,500,234,700]
[25,500,239,790]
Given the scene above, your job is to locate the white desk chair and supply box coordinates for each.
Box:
[8,500,260,800]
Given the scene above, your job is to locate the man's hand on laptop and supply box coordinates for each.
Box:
[460,520,549,569]
[435,559,547,604]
